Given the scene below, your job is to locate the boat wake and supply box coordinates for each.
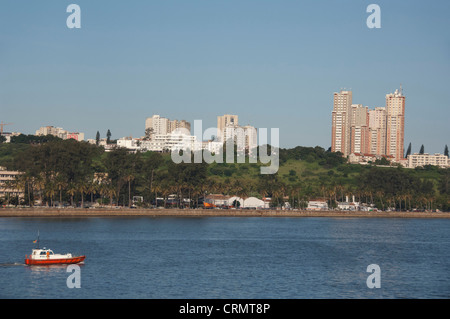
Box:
[0,262,26,267]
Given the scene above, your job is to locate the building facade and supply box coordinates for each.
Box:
[217,114,238,142]
[350,104,370,154]
[35,126,84,141]
[385,88,406,161]
[406,153,449,168]
[332,87,406,163]
[368,107,387,156]
[223,124,257,153]
[0,167,24,200]
[145,115,191,137]
[331,90,352,156]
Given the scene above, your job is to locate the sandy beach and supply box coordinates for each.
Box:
[0,207,449,218]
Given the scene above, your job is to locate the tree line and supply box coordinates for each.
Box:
[1,139,449,211]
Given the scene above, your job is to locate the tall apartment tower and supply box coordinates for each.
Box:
[385,88,405,161]
[350,104,370,154]
[217,114,238,142]
[169,120,191,134]
[145,115,191,136]
[145,115,169,135]
[368,107,387,156]
[331,90,352,156]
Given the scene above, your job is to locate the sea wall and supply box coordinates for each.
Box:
[1,208,449,218]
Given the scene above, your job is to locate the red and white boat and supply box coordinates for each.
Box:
[25,248,85,265]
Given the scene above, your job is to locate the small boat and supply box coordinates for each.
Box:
[25,248,86,265]
[25,231,85,265]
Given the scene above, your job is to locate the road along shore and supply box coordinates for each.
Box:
[1,208,449,218]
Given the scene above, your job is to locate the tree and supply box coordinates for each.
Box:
[405,143,412,158]
[0,135,6,143]
[445,145,449,157]
[96,131,100,146]
[106,129,111,144]
[419,144,425,154]
[144,128,154,141]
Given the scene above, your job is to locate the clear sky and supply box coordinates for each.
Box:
[1,0,449,153]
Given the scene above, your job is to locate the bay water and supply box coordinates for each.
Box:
[0,216,448,298]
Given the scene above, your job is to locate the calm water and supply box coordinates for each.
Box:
[0,216,449,299]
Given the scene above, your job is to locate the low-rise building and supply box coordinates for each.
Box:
[348,153,395,165]
[406,153,449,169]
[307,199,328,210]
[35,126,84,141]
[0,167,24,200]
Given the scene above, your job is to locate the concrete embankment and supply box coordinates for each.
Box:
[0,208,449,218]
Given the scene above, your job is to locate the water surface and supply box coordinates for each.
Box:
[0,217,448,298]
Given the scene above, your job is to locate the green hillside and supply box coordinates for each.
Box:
[0,139,448,211]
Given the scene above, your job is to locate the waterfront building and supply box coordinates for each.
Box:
[307,199,328,210]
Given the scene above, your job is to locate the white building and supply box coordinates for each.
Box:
[243,197,269,209]
[145,115,191,137]
[222,125,257,153]
[117,130,197,153]
[0,167,24,199]
[406,153,449,169]
[307,199,328,210]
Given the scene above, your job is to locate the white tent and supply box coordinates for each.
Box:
[243,197,266,208]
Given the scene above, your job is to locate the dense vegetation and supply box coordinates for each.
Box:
[0,138,448,211]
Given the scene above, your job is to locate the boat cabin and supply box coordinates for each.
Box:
[29,248,72,260]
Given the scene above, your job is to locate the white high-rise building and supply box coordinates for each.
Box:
[145,115,191,138]
[145,115,169,136]
[217,114,238,142]
[223,124,257,153]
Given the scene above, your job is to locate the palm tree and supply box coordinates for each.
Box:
[375,190,385,210]
[55,176,67,207]
[105,182,117,207]
[77,181,89,209]
[67,183,77,207]
[90,180,99,206]
[45,181,57,207]
[124,174,135,208]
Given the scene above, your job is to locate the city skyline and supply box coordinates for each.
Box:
[1,0,449,153]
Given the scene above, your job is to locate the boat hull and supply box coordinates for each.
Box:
[25,256,85,265]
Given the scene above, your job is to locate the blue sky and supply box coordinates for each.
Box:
[1,0,449,153]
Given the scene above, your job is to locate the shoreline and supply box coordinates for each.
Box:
[0,207,449,218]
